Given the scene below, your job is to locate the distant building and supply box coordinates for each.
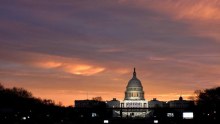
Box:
[74,100,106,108]
[106,98,120,108]
[148,98,166,108]
[168,96,194,108]
[148,96,194,109]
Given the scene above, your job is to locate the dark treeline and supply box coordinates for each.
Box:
[194,87,220,121]
[0,83,219,124]
[0,83,76,124]
[0,84,55,108]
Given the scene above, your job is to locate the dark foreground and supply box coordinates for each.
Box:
[0,84,219,124]
[0,118,219,124]
[0,114,219,124]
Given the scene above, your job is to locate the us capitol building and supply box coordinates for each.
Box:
[121,68,147,107]
[107,68,149,117]
[75,68,194,118]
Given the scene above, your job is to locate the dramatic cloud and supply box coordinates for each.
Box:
[0,0,220,105]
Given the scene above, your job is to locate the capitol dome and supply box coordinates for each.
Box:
[124,68,145,100]
[127,70,142,87]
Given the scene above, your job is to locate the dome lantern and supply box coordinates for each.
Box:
[133,68,136,77]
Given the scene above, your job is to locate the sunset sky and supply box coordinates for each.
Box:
[1,0,220,106]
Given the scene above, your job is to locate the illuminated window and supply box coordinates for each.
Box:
[167,113,174,117]
[154,120,158,123]
[104,120,109,123]
[183,112,193,119]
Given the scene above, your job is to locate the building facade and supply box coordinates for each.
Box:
[75,100,106,108]
[168,96,194,108]
[106,98,120,108]
[148,98,166,108]
[120,68,148,117]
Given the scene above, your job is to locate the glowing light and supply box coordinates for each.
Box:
[92,113,97,117]
[154,120,159,123]
[104,120,109,123]
[22,117,27,120]
[183,112,194,119]
[167,113,174,117]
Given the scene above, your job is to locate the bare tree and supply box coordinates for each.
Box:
[11,87,33,98]
[196,87,220,111]
[92,96,103,101]
[0,82,4,90]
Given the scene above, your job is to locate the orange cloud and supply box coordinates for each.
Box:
[118,0,220,42]
[149,56,167,61]
[13,52,106,76]
[135,0,220,42]
[34,61,63,69]
[64,65,105,76]
[35,61,105,76]
[164,1,220,21]
[130,0,220,21]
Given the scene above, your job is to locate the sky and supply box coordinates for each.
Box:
[1,0,220,106]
